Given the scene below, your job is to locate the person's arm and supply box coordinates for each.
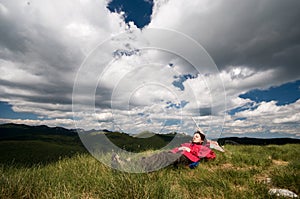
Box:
[170,143,190,153]
[206,139,213,146]
[178,146,191,152]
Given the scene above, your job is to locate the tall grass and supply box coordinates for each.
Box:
[1,144,299,198]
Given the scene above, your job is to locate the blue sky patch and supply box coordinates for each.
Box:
[166,100,189,109]
[137,112,144,116]
[234,117,247,121]
[172,74,198,91]
[239,80,300,106]
[113,49,140,58]
[164,119,181,126]
[228,102,258,116]
[107,0,153,29]
[168,63,174,67]
[0,101,39,120]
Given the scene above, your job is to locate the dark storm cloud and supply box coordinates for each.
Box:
[151,0,300,81]
[0,83,72,108]
[0,1,87,116]
[203,0,300,77]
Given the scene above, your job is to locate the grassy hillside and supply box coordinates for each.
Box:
[105,131,190,152]
[0,124,299,198]
[1,144,299,199]
[0,140,86,167]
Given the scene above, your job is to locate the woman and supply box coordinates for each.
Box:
[170,130,216,167]
[112,130,216,171]
[121,130,217,172]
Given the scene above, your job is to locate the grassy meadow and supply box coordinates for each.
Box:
[0,141,299,199]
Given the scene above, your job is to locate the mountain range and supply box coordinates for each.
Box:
[1,123,299,151]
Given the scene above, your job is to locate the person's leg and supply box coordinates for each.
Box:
[141,151,181,172]
[173,155,193,168]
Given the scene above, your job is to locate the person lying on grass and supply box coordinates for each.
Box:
[112,129,220,172]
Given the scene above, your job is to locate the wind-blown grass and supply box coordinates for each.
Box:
[1,144,299,198]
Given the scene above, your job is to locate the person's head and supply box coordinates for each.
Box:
[192,130,206,144]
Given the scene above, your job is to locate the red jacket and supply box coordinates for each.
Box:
[171,142,216,162]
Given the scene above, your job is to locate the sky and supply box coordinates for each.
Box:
[0,0,300,139]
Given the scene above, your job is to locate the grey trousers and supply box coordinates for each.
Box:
[140,151,192,171]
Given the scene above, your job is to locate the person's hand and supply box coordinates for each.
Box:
[178,146,191,152]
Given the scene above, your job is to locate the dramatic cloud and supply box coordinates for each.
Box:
[0,0,126,116]
[150,0,300,84]
[148,0,300,137]
[0,0,299,138]
[72,28,226,135]
[224,99,300,138]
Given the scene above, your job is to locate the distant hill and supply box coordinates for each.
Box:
[0,123,80,145]
[0,123,191,152]
[218,137,300,145]
[0,123,299,151]
[86,130,191,152]
[0,123,78,137]
[132,131,156,138]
